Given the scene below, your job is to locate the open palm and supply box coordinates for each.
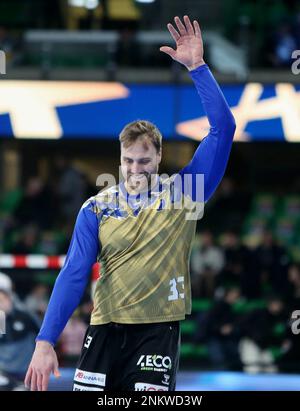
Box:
[160,16,204,71]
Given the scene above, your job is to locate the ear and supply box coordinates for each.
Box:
[157,148,162,164]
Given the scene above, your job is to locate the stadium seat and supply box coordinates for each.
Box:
[192,299,213,312]
[180,342,208,359]
[0,189,22,214]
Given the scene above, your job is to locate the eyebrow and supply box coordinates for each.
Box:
[123,156,152,161]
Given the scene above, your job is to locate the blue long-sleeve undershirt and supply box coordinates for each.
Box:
[36,203,100,345]
[179,64,236,202]
[36,64,235,346]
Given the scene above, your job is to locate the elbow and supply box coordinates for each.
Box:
[227,113,236,139]
[215,112,236,141]
[230,113,236,134]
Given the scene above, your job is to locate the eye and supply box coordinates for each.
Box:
[139,159,150,165]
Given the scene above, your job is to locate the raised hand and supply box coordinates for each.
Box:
[160,15,205,71]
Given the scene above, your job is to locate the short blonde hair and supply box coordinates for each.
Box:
[119,120,162,153]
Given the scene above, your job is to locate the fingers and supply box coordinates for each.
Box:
[184,15,194,36]
[24,366,32,389]
[159,46,176,59]
[31,369,37,391]
[42,372,50,391]
[37,371,43,391]
[167,23,180,42]
[31,370,52,391]
[24,366,51,391]
[167,16,199,40]
[193,20,202,38]
[174,16,187,36]
[25,365,38,391]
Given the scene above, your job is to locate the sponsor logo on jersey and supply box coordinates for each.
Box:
[137,355,172,372]
[135,382,168,391]
[73,383,104,391]
[74,369,106,387]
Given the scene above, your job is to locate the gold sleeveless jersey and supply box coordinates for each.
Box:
[89,177,203,325]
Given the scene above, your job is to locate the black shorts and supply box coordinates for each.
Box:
[73,321,180,391]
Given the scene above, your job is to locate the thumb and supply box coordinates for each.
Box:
[159,46,176,59]
[53,363,61,378]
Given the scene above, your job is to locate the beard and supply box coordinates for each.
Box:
[126,172,153,192]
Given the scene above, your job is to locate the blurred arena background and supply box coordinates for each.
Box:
[1,0,300,391]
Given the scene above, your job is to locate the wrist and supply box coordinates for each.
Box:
[36,340,54,349]
[187,60,206,71]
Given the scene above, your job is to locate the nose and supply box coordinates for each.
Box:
[130,161,142,174]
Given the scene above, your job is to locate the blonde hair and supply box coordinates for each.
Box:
[119,120,162,153]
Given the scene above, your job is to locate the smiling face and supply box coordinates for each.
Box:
[121,137,162,193]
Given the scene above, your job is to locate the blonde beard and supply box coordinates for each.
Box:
[125,173,158,194]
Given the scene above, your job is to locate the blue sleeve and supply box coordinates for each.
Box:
[36,199,100,346]
[179,64,236,202]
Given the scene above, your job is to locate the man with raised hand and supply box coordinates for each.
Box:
[25,15,235,391]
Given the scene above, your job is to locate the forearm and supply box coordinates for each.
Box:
[179,65,236,202]
[36,264,91,345]
[189,64,236,132]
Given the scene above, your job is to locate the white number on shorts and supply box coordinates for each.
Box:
[84,335,93,349]
[168,277,184,301]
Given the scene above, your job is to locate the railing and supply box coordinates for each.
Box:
[24,29,248,79]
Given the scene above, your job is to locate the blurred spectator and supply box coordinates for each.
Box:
[191,231,224,298]
[218,231,259,299]
[268,22,297,67]
[0,26,13,51]
[0,272,13,297]
[55,157,88,224]
[204,178,251,233]
[239,295,290,373]
[59,310,87,366]
[13,177,54,230]
[38,231,60,255]
[0,272,27,311]
[286,263,300,312]
[0,26,15,67]
[10,224,39,254]
[194,287,243,370]
[57,292,92,366]
[218,230,245,287]
[0,274,39,390]
[292,11,300,48]
[80,291,94,325]
[277,300,300,373]
[255,230,290,296]
[25,283,49,320]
